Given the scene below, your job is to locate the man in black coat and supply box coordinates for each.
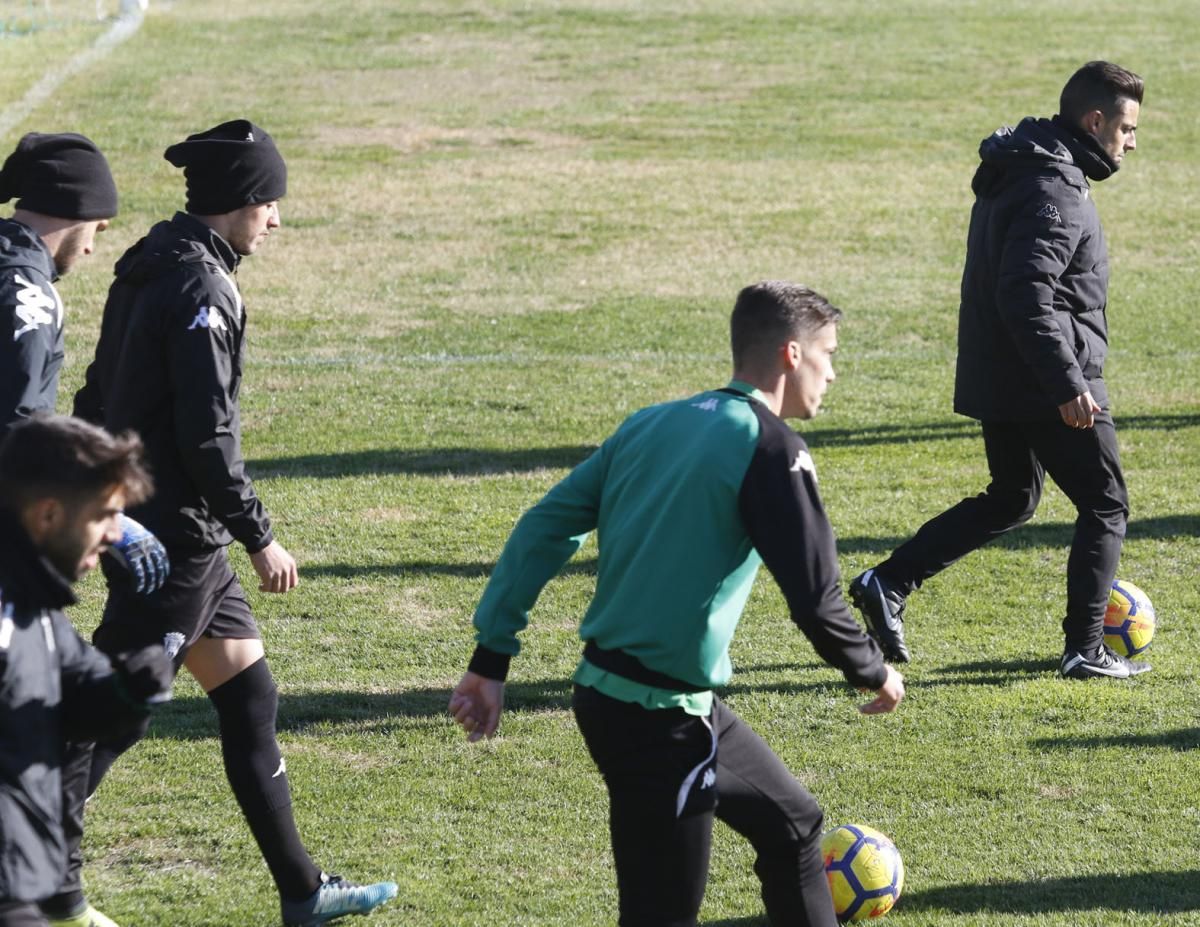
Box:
[849,61,1147,680]
[0,133,116,440]
[0,416,171,927]
[51,120,396,927]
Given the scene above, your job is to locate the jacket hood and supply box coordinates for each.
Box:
[0,217,55,280]
[0,507,77,611]
[112,211,239,286]
[972,116,1118,196]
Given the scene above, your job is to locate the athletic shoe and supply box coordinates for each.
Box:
[848,569,911,663]
[281,872,399,926]
[47,905,120,927]
[1060,644,1151,680]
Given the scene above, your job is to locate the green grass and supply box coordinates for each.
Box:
[10,0,1200,923]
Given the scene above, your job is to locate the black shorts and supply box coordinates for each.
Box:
[93,547,259,665]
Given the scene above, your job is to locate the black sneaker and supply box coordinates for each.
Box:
[849,569,911,663]
[1060,644,1151,680]
[281,872,398,927]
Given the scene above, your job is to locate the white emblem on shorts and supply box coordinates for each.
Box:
[162,631,186,660]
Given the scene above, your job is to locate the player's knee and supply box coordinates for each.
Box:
[208,656,278,737]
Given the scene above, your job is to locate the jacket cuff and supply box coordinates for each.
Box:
[243,528,275,555]
[468,645,511,682]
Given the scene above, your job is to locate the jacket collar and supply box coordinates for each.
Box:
[1049,115,1119,182]
[170,211,241,274]
[0,507,78,612]
[0,216,60,283]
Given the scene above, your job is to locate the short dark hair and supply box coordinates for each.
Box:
[0,415,152,510]
[730,281,843,369]
[1060,61,1144,123]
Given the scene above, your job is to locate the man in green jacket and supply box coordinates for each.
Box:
[450,280,905,927]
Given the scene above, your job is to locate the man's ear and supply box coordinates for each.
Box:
[1080,109,1106,137]
[20,496,65,546]
[779,339,802,372]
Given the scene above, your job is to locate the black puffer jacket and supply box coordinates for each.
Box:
[74,212,273,554]
[954,116,1119,421]
[0,219,64,437]
[0,510,150,903]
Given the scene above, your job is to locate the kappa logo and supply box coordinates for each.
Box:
[187,306,228,331]
[1035,203,1061,223]
[789,448,815,475]
[691,398,719,412]
[700,767,716,790]
[11,272,62,340]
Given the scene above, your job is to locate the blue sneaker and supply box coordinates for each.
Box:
[281,873,398,926]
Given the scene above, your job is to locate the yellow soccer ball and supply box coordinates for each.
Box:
[821,823,904,922]
[1105,579,1156,657]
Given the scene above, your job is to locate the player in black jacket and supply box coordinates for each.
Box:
[0,416,172,927]
[849,62,1146,681]
[50,121,397,927]
[0,133,116,440]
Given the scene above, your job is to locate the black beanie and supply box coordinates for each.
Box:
[0,132,118,220]
[163,119,287,215]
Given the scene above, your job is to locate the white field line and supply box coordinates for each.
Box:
[0,7,144,141]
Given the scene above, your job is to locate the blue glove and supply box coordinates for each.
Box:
[107,515,170,595]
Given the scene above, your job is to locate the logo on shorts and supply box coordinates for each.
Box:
[700,768,716,790]
[162,631,186,660]
[1035,203,1061,223]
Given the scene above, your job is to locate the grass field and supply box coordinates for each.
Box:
[6,0,1200,924]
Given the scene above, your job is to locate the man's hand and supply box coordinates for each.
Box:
[1058,391,1101,430]
[449,671,505,742]
[859,664,905,715]
[249,540,298,593]
[106,515,170,595]
[111,644,174,705]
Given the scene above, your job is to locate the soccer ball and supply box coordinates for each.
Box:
[1104,579,1156,656]
[821,823,904,922]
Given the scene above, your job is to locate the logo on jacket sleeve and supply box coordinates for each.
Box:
[11,272,63,340]
[691,398,719,412]
[188,306,228,331]
[1035,203,1061,223]
[790,448,816,475]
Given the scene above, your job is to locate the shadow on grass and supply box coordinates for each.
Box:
[805,411,1200,449]
[1030,727,1200,752]
[902,870,1200,914]
[920,658,1057,688]
[246,412,1199,480]
[145,666,850,740]
[301,557,597,580]
[146,679,576,741]
[248,445,596,479]
[837,513,1200,557]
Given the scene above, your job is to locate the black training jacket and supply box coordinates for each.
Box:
[954,116,1118,421]
[0,219,64,438]
[0,510,150,903]
[74,212,273,553]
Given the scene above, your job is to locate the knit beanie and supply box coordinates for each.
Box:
[163,119,287,215]
[0,132,118,220]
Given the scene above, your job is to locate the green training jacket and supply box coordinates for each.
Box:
[469,380,886,714]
